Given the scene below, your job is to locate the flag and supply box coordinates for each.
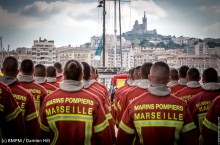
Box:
[94,36,103,60]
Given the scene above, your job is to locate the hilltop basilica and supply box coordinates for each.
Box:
[124,12,157,35]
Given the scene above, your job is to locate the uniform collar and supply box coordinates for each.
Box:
[137,79,150,89]
[167,80,178,87]
[60,80,83,92]
[202,83,220,91]
[83,80,94,89]
[34,77,46,84]
[127,79,134,86]
[56,73,63,77]
[178,78,187,85]
[148,84,171,96]
[132,80,141,86]
[0,76,17,85]
[186,81,201,88]
[18,75,34,83]
[47,77,57,83]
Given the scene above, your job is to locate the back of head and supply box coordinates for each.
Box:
[134,66,141,80]
[2,56,18,76]
[20,59,34,75]
[170,68,178,80]
[187,67,200,81]
[81,62,91,81]
[34,64,46,77]
[140,62,153,79]
[149,61,170,84]
[46,66,56,78]
[54,62,62,73]
[64,60,83,81]
[130,68,135,80]
[179,65,189,78]
[202,67,218,83]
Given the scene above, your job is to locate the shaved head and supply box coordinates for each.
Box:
[34,64,46,77]
[2,56,19,77]
[149,62,170,84]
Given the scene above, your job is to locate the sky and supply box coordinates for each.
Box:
[0,0,220,50]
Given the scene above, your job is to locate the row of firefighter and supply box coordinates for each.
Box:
[0,56,219,145]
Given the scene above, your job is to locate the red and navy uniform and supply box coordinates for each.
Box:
[83,80,116,143]
[175,81,203,102]
[0,82,26,139]
[170,78,187,94]
[39,80,113,145]
[202,95,220,145]
[116,79,150,124]
[0,76,39,139]
[18,75,47,114]
[47,77,60,88]
[116,84,199,145]
[188,83,220,133]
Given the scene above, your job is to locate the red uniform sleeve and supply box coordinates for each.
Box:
[202,96,220,145]
[39,98,51,140]
[0,85,26,139]
[116,106,136,145]
[93,99,113,145]
[179,106,199,145]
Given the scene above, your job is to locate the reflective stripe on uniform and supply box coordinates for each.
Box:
[94,119,109,133]
[25,111,38,122]
[203,118,218,132]
[0,104,4,112]
[134,120,183,145]
[106,113,112,120]
[39,117,50,132]
[119,121,135,134]
[47,114,93,123]
[47,114,93,145]
[182,122,197,133]
[34,101,40,114]
[49,122,59,145]
[117,101,121,111]
[5,107,21,122]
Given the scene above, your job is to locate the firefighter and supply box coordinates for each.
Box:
[54,62,63,83]
[0,81,26,140]
[0,56,39,139]
[116,61,198,145]
[34,64,57,94]
[113,66,141,125]
[116,62,152,123]
[167,68,178,86]
[39,59,112,145]
[46,66,60,88]
[112,68,135,125]
[170,65,189,94]
[175,67,203,102]
[90,66,111,106]
[18,59,47,114]
[188,67,220,143]
[202,95,220,145]
[82,62,116,143]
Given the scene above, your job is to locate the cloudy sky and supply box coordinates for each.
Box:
[0,0,220,49]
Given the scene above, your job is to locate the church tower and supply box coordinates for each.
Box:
[142,11,147,30]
